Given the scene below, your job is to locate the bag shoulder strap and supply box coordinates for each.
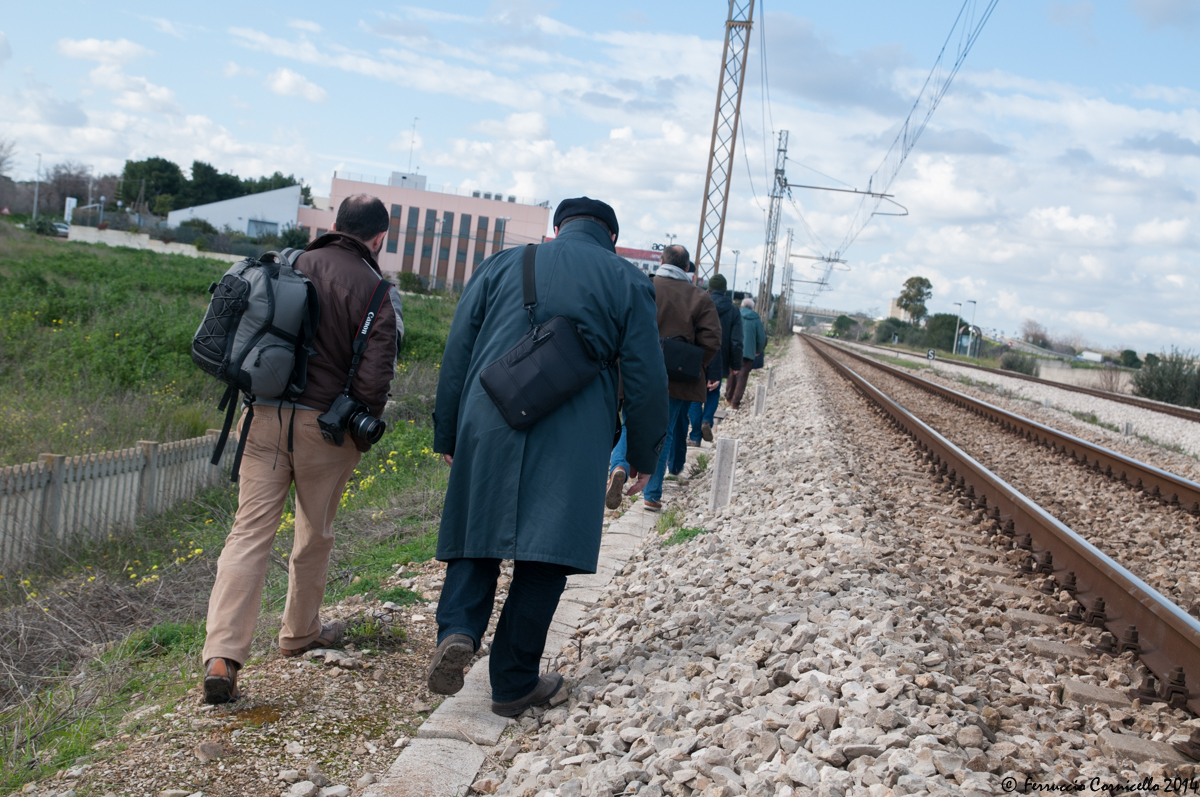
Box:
[522,244,537,327]
[342,278,392,394]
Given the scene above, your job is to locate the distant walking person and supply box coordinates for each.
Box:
[427,198,666,716]
[635,245,720,512]
[201,195,403,704]
[688,273,742,445]
[726,297,766,409]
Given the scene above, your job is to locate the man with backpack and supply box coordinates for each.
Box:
[200,194,403,705]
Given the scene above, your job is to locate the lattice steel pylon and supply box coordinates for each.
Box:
[695,0,755,281]
[756,129,788,317]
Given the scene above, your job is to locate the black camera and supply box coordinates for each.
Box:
[318,392,386,446]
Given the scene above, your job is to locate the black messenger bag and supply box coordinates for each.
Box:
[661,335,705,382]
[479,244,605,431]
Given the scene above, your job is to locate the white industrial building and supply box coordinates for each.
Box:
[166,185,303,237]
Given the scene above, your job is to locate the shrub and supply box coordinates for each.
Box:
[396,272,426,294]
[180,218,219,235]
[999,351,1039,376]
[1131,348,1200,408]
[279,224,310,249]
[30,216,58,236]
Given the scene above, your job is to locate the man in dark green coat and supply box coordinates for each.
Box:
[427,197,667,716]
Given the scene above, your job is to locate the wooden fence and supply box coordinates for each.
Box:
[0,431,233,573]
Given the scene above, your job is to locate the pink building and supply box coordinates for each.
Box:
[298,172,551,289]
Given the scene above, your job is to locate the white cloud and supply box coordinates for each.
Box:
[86,63,178,114]
[264,68,328,103]
[0,31,12,66]
[287,19,322,34]
[142,17,186,39]
[1025,206,1116,242]
[223,62,257,78]
[474,112,550,140]
[57,37,150,64]
[1131,217,1191,245]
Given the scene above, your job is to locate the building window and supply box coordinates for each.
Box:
[403,206,419,272]
[453,213,471,286]
[436,211,455,288]
[386,204,402,254]
[474,216,489,266]
[420,208,437,277]
[492,218,507,253]
[248,219,278,237]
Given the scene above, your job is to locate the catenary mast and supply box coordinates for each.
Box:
[695,0,754,281]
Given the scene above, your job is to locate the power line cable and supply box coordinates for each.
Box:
[833,0,1000,257]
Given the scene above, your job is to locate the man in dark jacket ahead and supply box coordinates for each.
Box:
[201,195,403,705]
[428,197,667,716]
[687,273,742,445]
[635,244,721,512]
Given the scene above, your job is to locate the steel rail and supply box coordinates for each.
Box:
[817,337,1200,515]
[842,339,1200,424]
[805,336,1200,715]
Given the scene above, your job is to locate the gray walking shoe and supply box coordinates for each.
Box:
[427,634,475,695]
[491,673,564,717]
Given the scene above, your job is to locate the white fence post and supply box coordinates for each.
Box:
[137,441,159,518]
[37,454,66,553]
[753,384,767,416]
[709,438,739,512]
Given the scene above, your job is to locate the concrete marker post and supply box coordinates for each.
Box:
[753,384,767,416]
[767,366,776,391]
[709,437,740,512]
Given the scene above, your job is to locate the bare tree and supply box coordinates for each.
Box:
[46,161,92,213]
[0,137,15,178]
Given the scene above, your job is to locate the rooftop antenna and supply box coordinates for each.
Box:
[407,117,419,172]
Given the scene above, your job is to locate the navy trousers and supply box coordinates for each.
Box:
[435,558,570,702]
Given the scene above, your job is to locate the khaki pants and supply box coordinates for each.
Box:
[202,408,361,666]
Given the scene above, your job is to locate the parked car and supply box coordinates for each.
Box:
[53,222,70,237]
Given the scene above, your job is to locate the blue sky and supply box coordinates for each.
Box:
[2,1,1200,352]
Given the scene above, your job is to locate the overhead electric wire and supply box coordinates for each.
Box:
[832,0,1000,257]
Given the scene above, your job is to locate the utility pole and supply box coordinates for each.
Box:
[32,153,42,222]
[757,130,789,318]
[779,228,794,334]
[407,117,419,172]
[695,0,754,280]
[952,302,963,355]
[729,249,740,296]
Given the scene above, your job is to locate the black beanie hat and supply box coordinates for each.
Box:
[554,197,619,241]
[709,273,727,292]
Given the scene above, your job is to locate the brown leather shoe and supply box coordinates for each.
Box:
[605,467,627,510]
[701,422,714,442]
[203,658,240,705]
[279,619,347,657]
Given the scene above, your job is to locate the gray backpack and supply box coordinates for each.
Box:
[191,248,319,479]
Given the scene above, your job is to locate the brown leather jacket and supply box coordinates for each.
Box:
[294,233,403,450]
[652,274,722,402]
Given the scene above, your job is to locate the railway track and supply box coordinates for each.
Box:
[805,334,1200,719]
[844,339,1200,424]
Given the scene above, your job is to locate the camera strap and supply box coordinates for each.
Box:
[342,278,392,395]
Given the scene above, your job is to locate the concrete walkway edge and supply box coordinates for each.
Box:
[362,502,658,797]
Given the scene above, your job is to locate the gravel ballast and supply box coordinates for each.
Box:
[474,340,1199,797]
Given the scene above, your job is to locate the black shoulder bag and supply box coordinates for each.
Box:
[660,335,705,382]
[479,244,605,431]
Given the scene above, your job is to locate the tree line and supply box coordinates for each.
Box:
[120,157,312,215]
[0,136,310,219]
